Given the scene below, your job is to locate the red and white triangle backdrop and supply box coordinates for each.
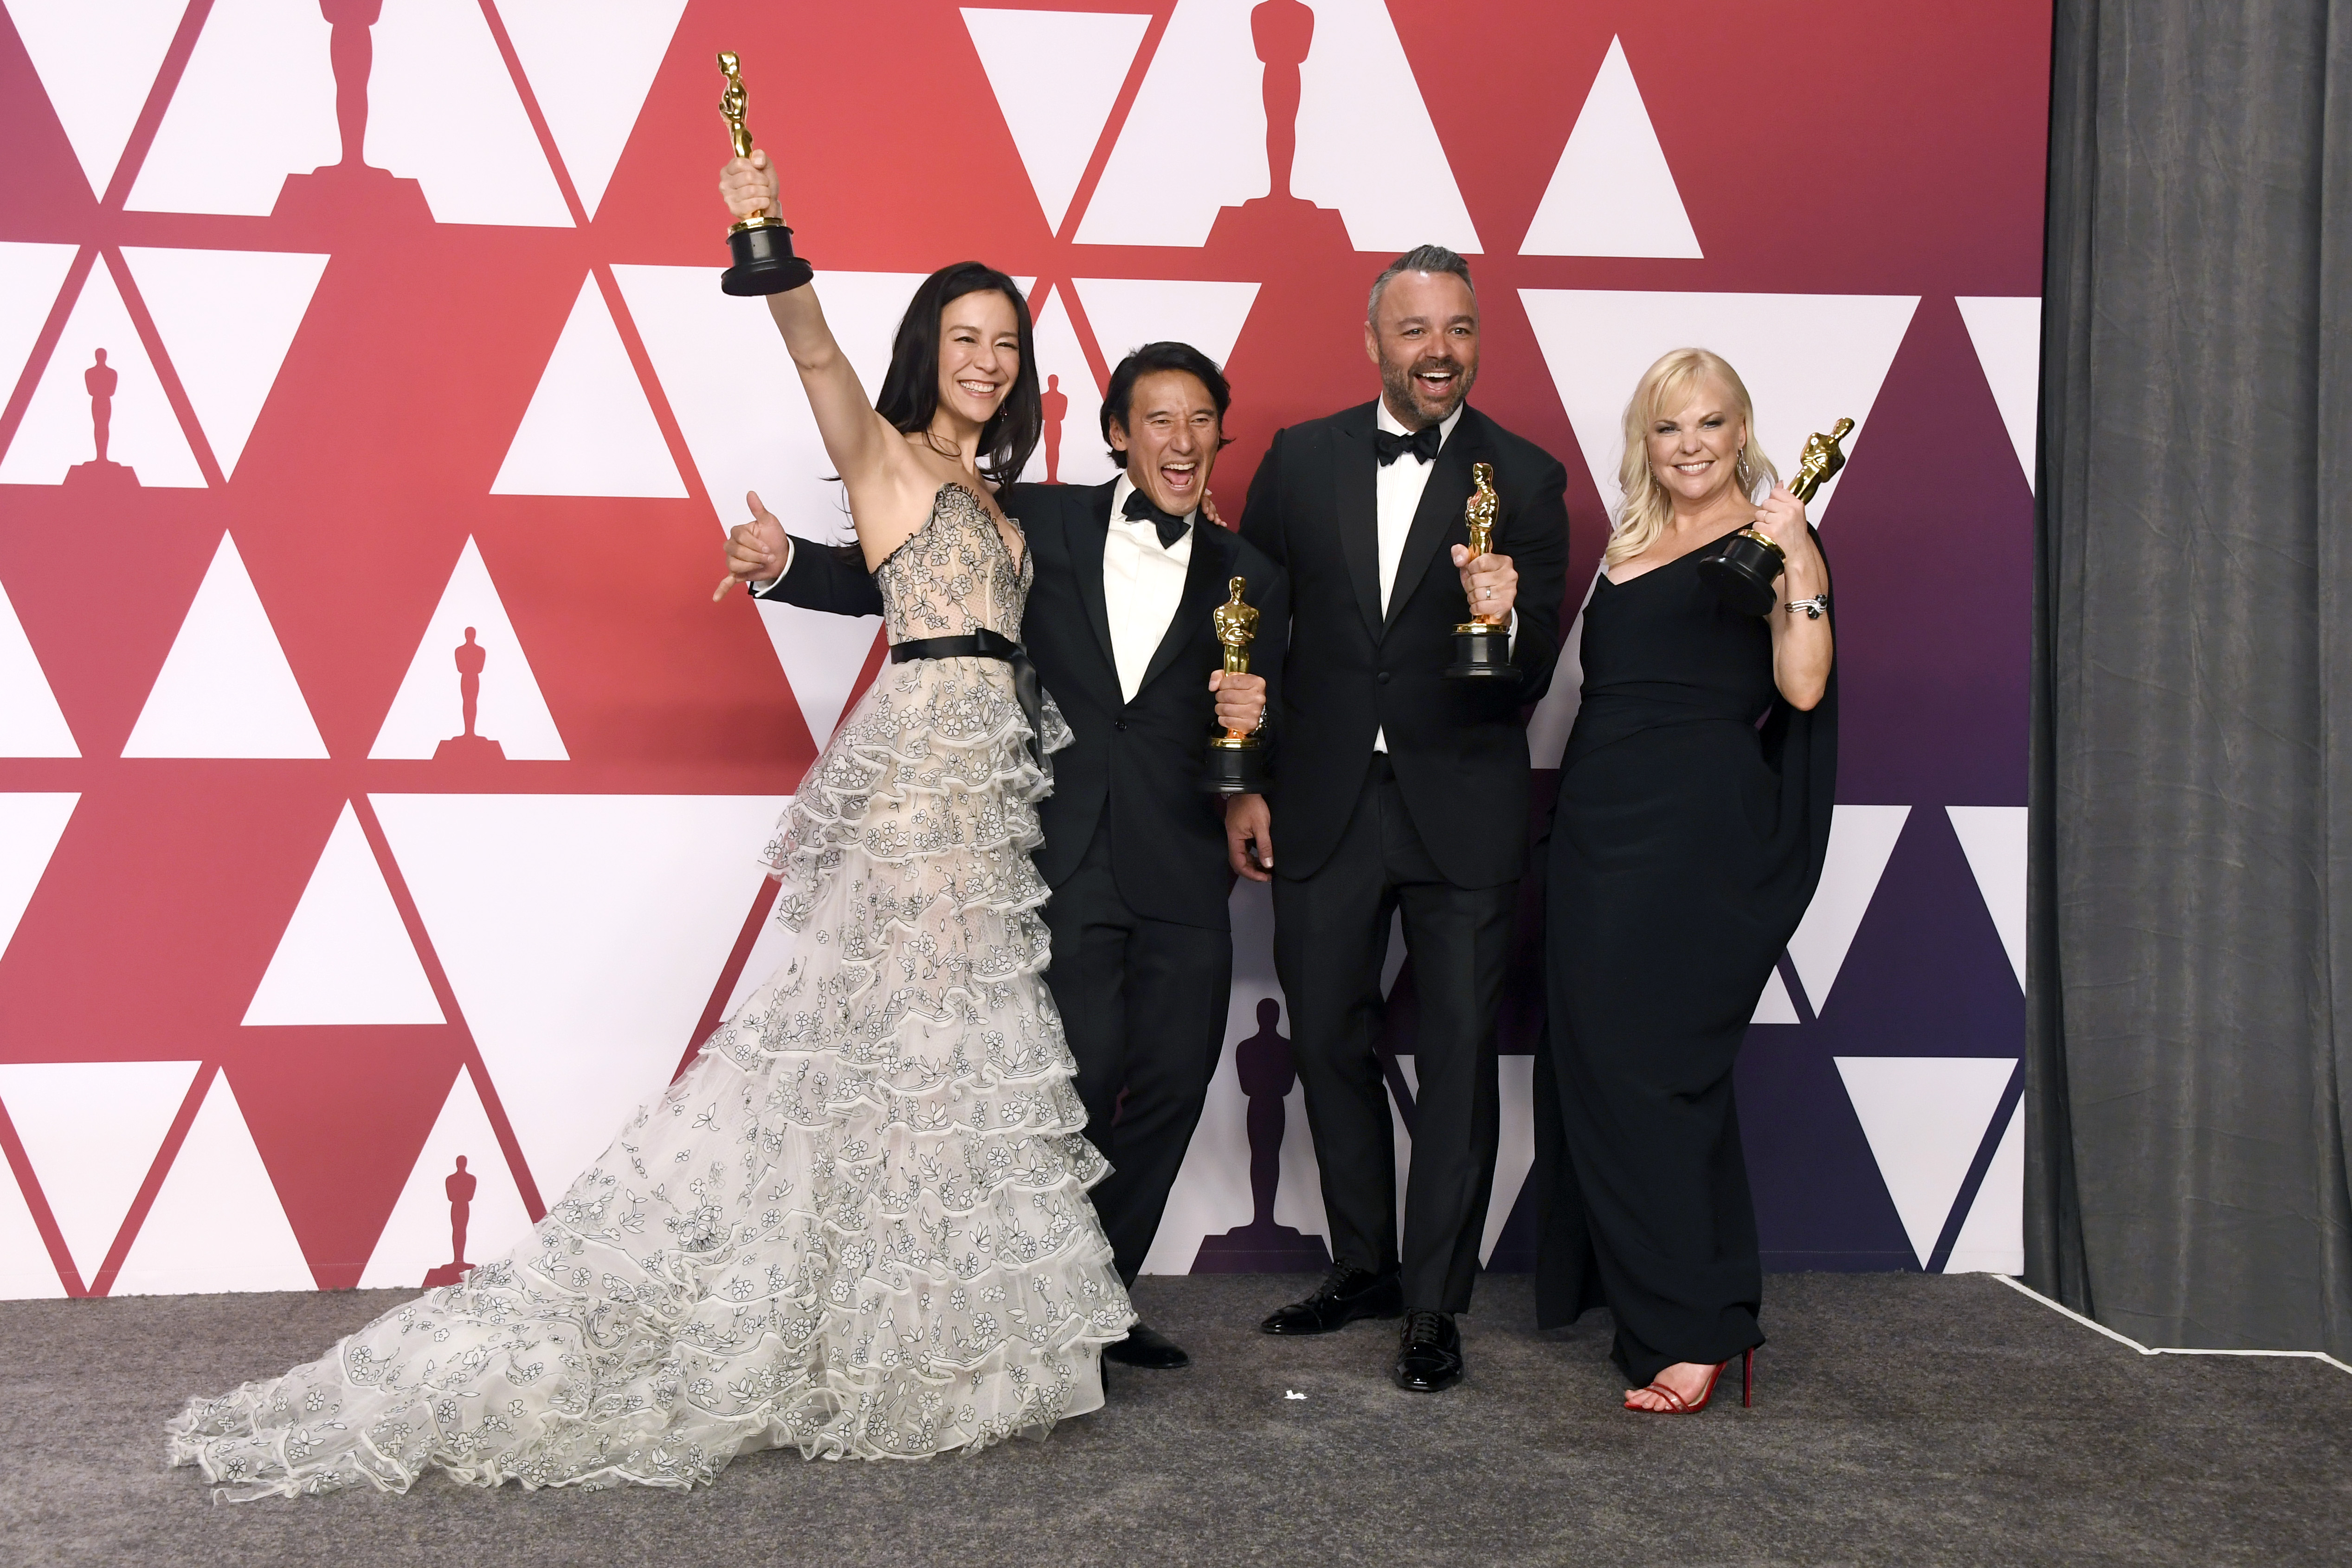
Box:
[0,0,2051,1296]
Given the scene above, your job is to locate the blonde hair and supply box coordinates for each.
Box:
[1605,348,1778,567]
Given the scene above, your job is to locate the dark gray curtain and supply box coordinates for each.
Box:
[2032,1,2352,1355]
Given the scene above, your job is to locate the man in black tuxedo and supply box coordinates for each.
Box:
[1231,245,1569,1393]
[726,343,1288,1372]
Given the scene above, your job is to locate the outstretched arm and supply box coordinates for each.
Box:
[719,152,899,535]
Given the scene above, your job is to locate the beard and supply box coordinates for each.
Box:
[1380,353,1477,428]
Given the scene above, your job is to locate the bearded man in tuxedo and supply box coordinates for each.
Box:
[725,342,1287,1373]
[1231,245,1569,1393]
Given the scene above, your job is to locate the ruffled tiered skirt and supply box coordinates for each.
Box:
[166,654,1133,1498]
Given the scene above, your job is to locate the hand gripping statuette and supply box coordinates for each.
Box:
[1445,462,1518,680]
[1695,417,1852,616]
[1203,577,1269,795]
[716,52,813,297]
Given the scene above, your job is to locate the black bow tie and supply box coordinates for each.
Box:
[1375,424,1443,467]
[1121,490,1192,549]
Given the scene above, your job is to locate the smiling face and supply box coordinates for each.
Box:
[1365,270,1480,429]
[1108,368,1222,515]
[1646,377,1750,511]
[934,288,1022,432]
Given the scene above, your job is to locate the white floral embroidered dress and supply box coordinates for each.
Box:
[167,484,1134,1497]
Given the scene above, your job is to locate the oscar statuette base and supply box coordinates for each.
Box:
[1202,736,1269,795]
[722,221,814,297]
[1694,529,1785,618]
[1446,622,1520,680]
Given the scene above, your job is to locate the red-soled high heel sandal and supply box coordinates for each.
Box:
[1624,1348,1754,1413]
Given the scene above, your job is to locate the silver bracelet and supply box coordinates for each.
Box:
[1786,593,1830,620]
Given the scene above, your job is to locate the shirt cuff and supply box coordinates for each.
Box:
[1507,608,1519,655]
[749,535,794,597]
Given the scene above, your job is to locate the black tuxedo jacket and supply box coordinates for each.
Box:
[1238,401,1569,888]
[761,478,1288,931]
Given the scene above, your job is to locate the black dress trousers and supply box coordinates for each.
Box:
[1274,754,1514,1315]
[1043,820,1232,1287]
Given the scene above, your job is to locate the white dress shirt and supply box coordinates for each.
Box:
[1103,472,1194,703]
[1374,401,1515,750]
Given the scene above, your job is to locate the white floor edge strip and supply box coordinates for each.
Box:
[1987,1272,2352,1376]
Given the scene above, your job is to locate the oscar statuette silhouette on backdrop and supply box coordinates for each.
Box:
[64,348,138,491]
[421,1155,477,1287]
[1192,999,1334,1271]
[1205,0,1352,254]
[273,0,432,223]
[432,627,506,760]
[1041,374,1068,483]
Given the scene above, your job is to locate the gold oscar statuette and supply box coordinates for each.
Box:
[1202,577,1269,795]
[715,51,813,297]
[1694,417,1853,616]
[1444,462,1517,680]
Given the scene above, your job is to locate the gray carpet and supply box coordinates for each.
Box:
[4,1272,2347,1567]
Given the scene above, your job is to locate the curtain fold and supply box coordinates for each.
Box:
[2032,0,2352,1356]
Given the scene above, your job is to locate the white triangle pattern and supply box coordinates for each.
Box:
[0,1157,65,1299]
[0,581,79,757]
[1071,277,1262,370]
[613,264,927,537]
[490,276,685,497]
[359,1066,535,1288]
[362,0,569,226]
[371,793,790,1191]
[1077,0,1479,252]
[962,8,1150,232]
[0,1059,200,1283]
[5,0,189,198]
[491,0,687,219]
[719,886,793,1023]
[1944,1097,2024,1274]
[1520,37,1701,259]
[754,602,881,752]
[125,0,340,216]
[1016,285,1113,488]
[243,802,444,1026]
[0,793,79,963]
[1525,563,1603,769]
[1785,805,1910,1016]
[117,246,329,478]
[122,533,328,758]
[0,258,206,487]
[113,1069,315,1294]
[1751,966,1800,1025]
[371,537,567,760]
[1956,296,2043,493]
[1946,805,2027,992]
[1835,1055,2016,1268]
[0,242,77,404]
[614,264,921,733]
[1479,1053,1536,1266]
[1517,288,1920,525]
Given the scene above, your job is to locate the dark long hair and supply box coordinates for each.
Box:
[873,262,1041,489]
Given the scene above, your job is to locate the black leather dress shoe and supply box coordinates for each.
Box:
[1103,1320,1190,1369]
[1260,1265,1405,1335]
[1392,1310,1463,1393]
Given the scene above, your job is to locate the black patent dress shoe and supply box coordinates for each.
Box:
[1103,1320,1191,1369]
[1392,1310,1463,1393]
[1259,1265,1405,1335]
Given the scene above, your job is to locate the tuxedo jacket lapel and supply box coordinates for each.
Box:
[1067,480,1119,675]
[1384,409,1488,638]
[1334,404,1383,641]
[1135,522,1229,698]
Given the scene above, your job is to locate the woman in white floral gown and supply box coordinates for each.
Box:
[165,150,1135,1499]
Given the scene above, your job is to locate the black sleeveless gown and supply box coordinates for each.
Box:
[1534,537,1835,1385]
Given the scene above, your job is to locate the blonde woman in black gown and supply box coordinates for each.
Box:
[1535,348,1835,1413]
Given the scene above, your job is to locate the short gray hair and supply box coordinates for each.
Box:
[1367,245,1476,324]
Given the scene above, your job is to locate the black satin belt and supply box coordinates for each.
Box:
[889,628,1044,764]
